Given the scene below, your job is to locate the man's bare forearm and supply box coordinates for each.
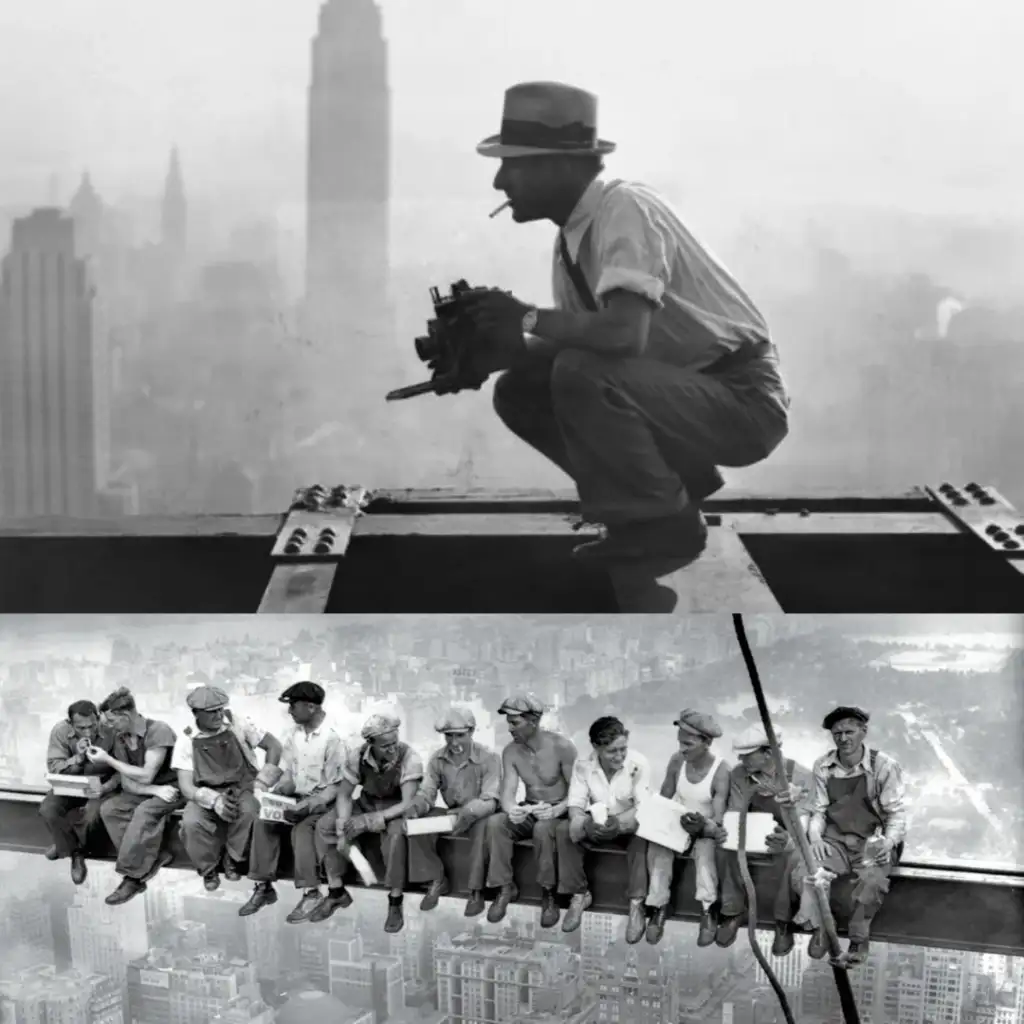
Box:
[529,308,642,358]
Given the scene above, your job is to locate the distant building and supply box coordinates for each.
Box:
[275,989,373,1024]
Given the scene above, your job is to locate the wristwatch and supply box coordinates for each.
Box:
[521,307,538,335]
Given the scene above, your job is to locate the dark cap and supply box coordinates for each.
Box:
[822,706,870,731]
[279,681,325,706]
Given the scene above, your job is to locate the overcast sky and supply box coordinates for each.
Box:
[0,0,1021,218]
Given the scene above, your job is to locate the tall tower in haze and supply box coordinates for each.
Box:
[305,0,391,347]
[161,146,187,256]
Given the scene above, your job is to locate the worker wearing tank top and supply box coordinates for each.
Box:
[644,709,731,947]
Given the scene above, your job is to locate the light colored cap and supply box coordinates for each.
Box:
[435,707,476,733]
[362,711,401,739]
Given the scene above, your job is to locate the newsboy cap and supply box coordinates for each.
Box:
[732,722,781,755]
[362,711,401,739]
[822,706,870,731]
[435,707,476,733]
[497,694,545,717]
[278,681,325,706]
[186,686,230,712]
[673,709,722,739]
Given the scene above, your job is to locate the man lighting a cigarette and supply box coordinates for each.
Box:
[463,81,789,567]
[404,706,503,918]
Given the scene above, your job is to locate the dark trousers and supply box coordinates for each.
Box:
[492,348,788,524]
[180,792,259,876]
[554,822,648,900]
[406,809,499,891]
[98,791,184,881]
[487,812,560,890]
[716,846,794,922]
[39,793,103,857]
[318,798,408,890]
[249,811,325,890]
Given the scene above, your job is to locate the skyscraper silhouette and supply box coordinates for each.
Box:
[161,146,187,258]
[0,209,110,517]
[305,0,390,346]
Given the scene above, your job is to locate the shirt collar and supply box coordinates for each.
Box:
[562,178,606,262]
[440,741,482,766]
[824,745,871,770]
[362,742,402,772]
[587,749,635,776]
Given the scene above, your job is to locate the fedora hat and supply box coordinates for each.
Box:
[477,81,617,159]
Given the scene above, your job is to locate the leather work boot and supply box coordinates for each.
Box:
[772,922,795,957]
[286,889,323,923]
[420,878,450,911]
[308,887,353,922]
[105,877,147,906]
[846,939,870,964]
[70,853,88,886]
[572,509,708,568]
[561,891,593,933]
[203,871,220,892]
[646,906,669,945]
[45,845,60,861]
[384,895,404,933]
[625,899,647,944]
[808,928,829,959]
[464,891,486,917]
[222,861,242,882]
[715,912,746,948]
[697,909,719,947]
[540,889,560,929]
[238,883,278,917]
[487,884,518,923]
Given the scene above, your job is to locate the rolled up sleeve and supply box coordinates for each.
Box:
[320,733,348,787]
[400,748,425,786]
[567,760,591,812]
[478,751,501,804]
[808,757,831,837]
[593,194,669,308]
[876,756,908,846]
[46,723,81,776]
[412,756,442,816]
[170,735,194,773]
[239,716,267,750]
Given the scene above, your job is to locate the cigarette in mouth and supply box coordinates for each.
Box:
[489,200,511,219]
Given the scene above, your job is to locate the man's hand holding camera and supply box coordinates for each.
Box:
[462,289,533,376]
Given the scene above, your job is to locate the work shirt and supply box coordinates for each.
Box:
[727,759,815,827]
[342,743,424,790]
[568,749,652,818]
[111,716,178,786]
[170,714,266,773]
[413,741,501,819]
[555,177,782,378]
[809,746,907,846]
[46,720,115,776]
[280,718,348,798]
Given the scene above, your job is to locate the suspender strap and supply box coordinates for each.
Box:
[558,231,599,312]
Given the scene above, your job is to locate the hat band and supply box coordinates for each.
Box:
[498,118,597,150]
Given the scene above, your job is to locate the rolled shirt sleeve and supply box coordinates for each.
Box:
[411,755,443,816]
[399,747,425,786]
[477,749,501,804]
[46,722,83,776]
[567,759,592,812]
[592,192,669,308]
[319,732,348,789]
[238,716,267,751]
[808,757,831,838]
[631,754,653,804]
[170,734,194,773]
[145,720,177,754]
[340,744,362,787]
[875,754,908,846]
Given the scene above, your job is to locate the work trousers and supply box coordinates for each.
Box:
[98,791,185,881]
[317,798,408,890]
[492,347,789,525]
[554,823,648,900]
[486,812,560,890]
[180,792,259,877]
[39,793,104,858]
[716,846,793,922]
[786,838,895,941]
[405,809,500,891]
[647,837,718,909]
[249,811,325,890]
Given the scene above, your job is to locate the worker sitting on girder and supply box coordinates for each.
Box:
[486,693,578,928]
[645,709,731,946]
[238,681,347,923]
[787,705,908,964]
[710,723,814,953]
[404,706,503,918]
[172,685,283,892]
[463,81,789,567]
[40,700,120,885]
[88,687,184,906]
[557,715,652,939]
[323,710,425,933]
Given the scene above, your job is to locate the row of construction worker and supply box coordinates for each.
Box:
[40,683,905,961]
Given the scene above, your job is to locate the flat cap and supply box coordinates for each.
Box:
[733,722,781,755]
[673,708,722,739]
[823,706,870,731]
[279,681,325,706]
[435,706,476,733]
[362,711,401,739]
[99,687,135,714]
[497,694,545,717]
[186,685,230,712]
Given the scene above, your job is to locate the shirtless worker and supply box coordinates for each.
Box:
[459,81,789,567]
[88,688,183,906]
[39,700,119,885]
[405,707,503,918]
[486,694,577,928]
[173,686,283,891]
[645,709,730,946]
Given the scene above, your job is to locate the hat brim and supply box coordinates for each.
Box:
[476,135,616,159]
